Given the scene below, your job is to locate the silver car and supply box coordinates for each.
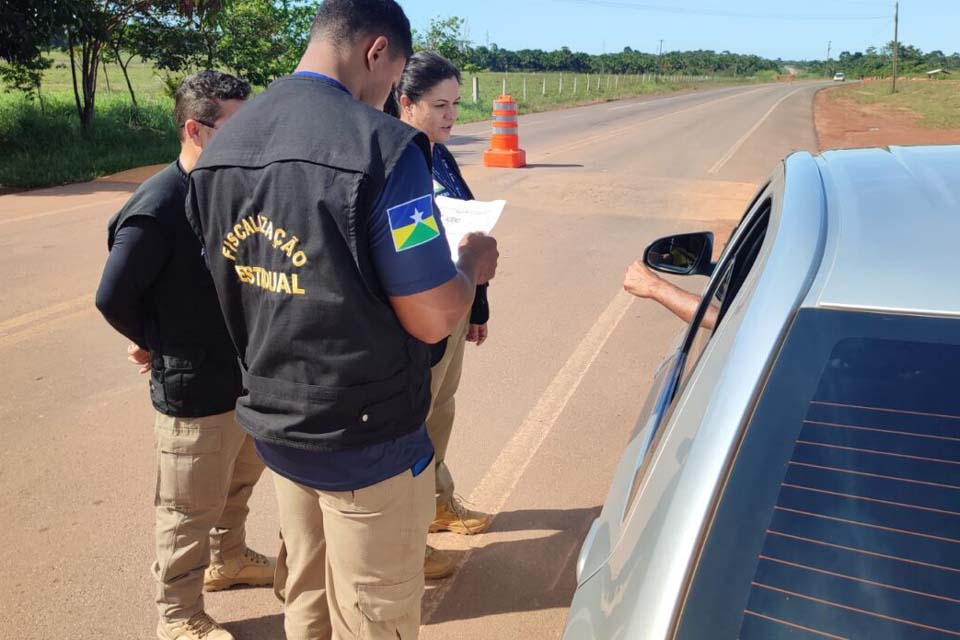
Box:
[564,145,960,639]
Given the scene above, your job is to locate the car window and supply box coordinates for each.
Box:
[676,308,960,640]
[620,193,773,522]
[678,197,772,392]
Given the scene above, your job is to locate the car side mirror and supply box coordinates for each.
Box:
[644,232,715,277]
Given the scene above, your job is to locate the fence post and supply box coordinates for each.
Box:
[472,76,479,103]
[523,76,527,101]
[615,75,619,89]
[596,75,601,91]
[573,76,578,94]
[542,76,547,96]
[502,77,507,95]
[559,73,563,94]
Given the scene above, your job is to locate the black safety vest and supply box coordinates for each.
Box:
[107,162,242,418]
[187,75,434,452]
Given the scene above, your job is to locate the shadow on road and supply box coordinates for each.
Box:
[424,505,602,625]
[226,613,284,639]
[447,134,485,146]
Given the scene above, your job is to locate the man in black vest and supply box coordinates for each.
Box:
[186,1,499,638]
[96,71,274,640]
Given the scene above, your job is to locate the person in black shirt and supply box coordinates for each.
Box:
[95,71,271,640]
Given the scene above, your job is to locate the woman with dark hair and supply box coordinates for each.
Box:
[389,50,493,580]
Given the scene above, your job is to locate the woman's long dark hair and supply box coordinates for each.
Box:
[384,50,461,117]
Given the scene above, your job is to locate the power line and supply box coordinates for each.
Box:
[548,0,889,21]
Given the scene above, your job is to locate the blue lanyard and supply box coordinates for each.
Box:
[433,148,469,200]
[293,71,351,96]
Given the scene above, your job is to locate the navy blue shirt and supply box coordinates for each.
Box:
[255,72,457,491]
[432,145,471,200]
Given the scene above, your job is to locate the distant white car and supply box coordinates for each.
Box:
[833,72,846,81]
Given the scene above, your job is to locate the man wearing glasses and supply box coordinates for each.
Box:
[96,71,272,640]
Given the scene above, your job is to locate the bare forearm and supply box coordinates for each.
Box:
[390,267,476,344]
[389,233,497,344]
[421,268,477,331]
[651,279,717,329]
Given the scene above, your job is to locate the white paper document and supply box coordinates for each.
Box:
[435,196,506,262]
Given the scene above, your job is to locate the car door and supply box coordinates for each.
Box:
[566,152,829,640]
[571,180,777,599]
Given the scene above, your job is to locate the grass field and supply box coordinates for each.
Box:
[826,78,960,129]
[0,94,178,190]
[0,52,769,189]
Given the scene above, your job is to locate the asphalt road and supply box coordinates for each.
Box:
[0,80,825,639]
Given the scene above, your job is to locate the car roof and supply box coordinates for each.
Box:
[800,145,960,317]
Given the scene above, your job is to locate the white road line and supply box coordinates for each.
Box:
[0,195,128,226]
[421,290,636,623]
[541,85,773,159]
[708,87,803,175]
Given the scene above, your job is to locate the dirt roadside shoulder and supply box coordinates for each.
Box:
[815,83,960,150]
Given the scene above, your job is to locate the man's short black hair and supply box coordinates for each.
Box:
[311,0,413,59]
[174,70,251,140]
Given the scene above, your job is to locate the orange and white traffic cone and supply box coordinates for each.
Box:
[482,95,526,169]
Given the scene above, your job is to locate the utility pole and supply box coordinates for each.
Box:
[657,39,664,80]
[826,40,831,78]
[892,1,900,93]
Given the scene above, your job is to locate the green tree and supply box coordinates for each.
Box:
[62,1,156,128]
[0,0,68,104]
[125,11,211,74]
[0,55,52,106]
[418,16,470,68]
[218,0,313,86]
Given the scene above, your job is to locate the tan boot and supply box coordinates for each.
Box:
[430,497,492,535]
[203,547,274,592]
[425,545,454,580]
[157,612,234,640]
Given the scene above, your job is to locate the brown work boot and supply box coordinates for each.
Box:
[425,545,455,580]
[203,547,274,592]
[430,496,492,535]
[157,612,234,640]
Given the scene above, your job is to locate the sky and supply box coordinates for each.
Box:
[400,0,959,61]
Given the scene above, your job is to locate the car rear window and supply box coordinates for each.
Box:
[676,309,960,640]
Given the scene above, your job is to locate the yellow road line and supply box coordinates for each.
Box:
[0,195,128,226]
[0,294,95,340]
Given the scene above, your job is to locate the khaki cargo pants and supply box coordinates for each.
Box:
[426,315,470,506]
[152,410,265,622]
[273,463,435,640]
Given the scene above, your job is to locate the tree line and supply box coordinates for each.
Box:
[420,17,781,76]
[801,42,960,79]
[4,3,958,131]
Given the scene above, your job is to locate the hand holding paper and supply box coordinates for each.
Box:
[435,196,506,263]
